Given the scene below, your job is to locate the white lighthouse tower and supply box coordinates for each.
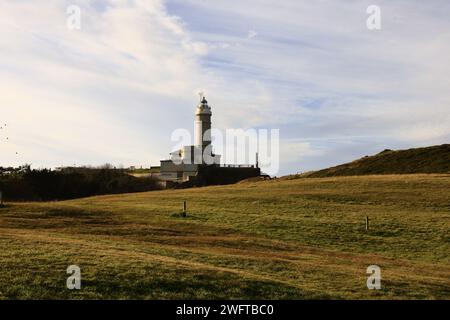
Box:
[158,94,260,183]
[195,95,212,159]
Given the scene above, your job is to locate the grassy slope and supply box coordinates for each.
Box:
[304,144,450,177]
[0,174,449,299]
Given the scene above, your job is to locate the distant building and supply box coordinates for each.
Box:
[158,96,260,184]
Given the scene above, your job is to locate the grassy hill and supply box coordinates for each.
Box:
[303,144,450,178]
[0,174,449,299]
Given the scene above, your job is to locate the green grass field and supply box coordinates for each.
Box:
[0,174,449,299]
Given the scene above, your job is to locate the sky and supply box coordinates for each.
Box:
[0,0,449,176]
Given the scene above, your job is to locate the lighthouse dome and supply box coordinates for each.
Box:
[196,96,212,115]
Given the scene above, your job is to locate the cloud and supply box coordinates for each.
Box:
[0,0,208,167]
[247,30,258,39]
[279,140,324,168]
[1,0,449,175]
[166,0,450,173]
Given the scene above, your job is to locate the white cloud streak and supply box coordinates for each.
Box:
[0,0,449,174]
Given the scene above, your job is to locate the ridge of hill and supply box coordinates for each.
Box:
[303,144,450,178]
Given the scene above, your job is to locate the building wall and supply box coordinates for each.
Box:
[195,166,261,185]
[160,160,199,182]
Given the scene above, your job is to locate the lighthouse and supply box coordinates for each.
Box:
[158,95,259,183]
[195,96,212,158]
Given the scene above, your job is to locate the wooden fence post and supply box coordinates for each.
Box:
[365,216,369,231]
[182,200,186,217]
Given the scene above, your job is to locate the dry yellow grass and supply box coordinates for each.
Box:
[0,174,449,299]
